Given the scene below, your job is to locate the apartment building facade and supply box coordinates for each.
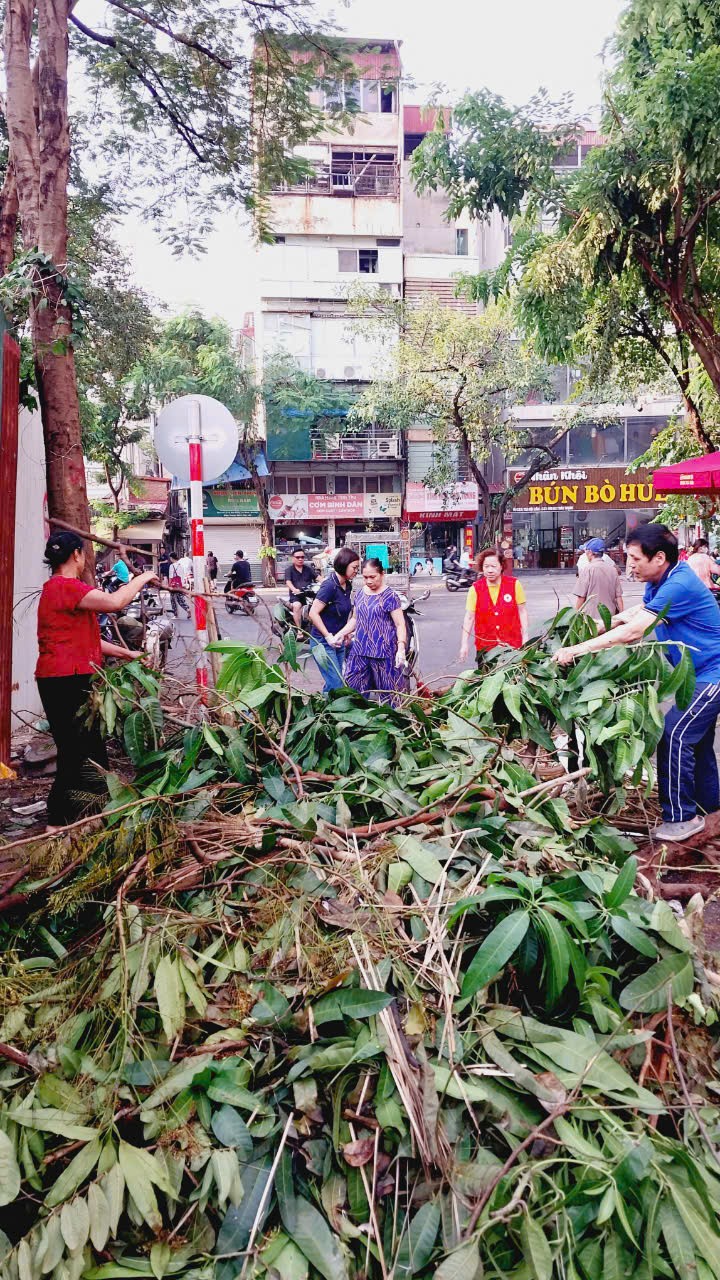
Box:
[255,39,406,552]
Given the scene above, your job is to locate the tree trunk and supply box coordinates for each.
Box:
[683,394,713,453]
[3,0,92,566]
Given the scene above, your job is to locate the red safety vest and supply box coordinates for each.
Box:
[474,575,523,651]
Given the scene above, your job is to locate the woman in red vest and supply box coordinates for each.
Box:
[459,548,528,666]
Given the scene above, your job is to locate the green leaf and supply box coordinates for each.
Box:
[461,911,530,999]
[535,909,570,1005]
[0,1131,20,1206]
[503,684,523,722]
[668,1184,720,1276]
[610,914,658,958]
[123,711,148,765]
[5,1110,98,1141]
[395,1201,441,1278]
[604,856,637,910]
[215,1157,273,1259]
[337,989,394,1018]
[432,1240,481,1280]
[118,1142,162,1232]
[520,1213,552,1280]
[45,1136,102,1206]
[392,834,444,884]
[210,1105,253,1158]
[619,952,694,1013]
[276,1152,348,1280]
[154,956,185,1042]
[659,1199,698,1277]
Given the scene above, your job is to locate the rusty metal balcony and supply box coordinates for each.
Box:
[310,430,404,461]
[273,161,400,200]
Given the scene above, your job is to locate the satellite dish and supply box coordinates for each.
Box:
[154,395,239,485]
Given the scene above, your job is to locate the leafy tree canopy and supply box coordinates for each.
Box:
[350,297,560,543]
[412,0,720,412]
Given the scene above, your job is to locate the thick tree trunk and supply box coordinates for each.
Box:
[0,162,19,274]
[3,0,92,567]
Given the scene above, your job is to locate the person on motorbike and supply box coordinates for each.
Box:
[285,548,318,630]
[36,531,158,832]
[225,549,252,593]
[459,548,529,666]
[307,547,360,692]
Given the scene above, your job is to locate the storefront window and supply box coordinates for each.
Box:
[334,475,349,493]
[349,476,364,494]
[626,416,667,462]
[313,474,327,493]
[378,475,395,493]
[568,421,625,464]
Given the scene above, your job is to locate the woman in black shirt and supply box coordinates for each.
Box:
[308,548,360,691]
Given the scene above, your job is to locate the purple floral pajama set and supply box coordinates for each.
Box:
[345,587,405,704]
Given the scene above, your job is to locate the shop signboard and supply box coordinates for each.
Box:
[509,466,660,510]
[203,488,260,517]
[268,492,402,521]
[404,481,479,518]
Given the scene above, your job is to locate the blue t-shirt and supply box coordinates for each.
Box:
[310,572,353,639]
[643,561,720,681]
[112,559,131,584]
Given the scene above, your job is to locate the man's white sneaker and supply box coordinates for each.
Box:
[652,816,706,842]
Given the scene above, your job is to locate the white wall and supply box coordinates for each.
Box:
[13,408,47,725]
[267,194,402,238]
[259,241,402,302]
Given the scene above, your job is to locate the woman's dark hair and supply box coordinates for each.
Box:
[44,531,84,570]
[625,523,679,566]
[476,547,502,572]
[334,546,360,574]
[693,539,709,552]
[363,556,385,573]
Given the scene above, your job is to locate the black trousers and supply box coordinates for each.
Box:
[37,675,109,826]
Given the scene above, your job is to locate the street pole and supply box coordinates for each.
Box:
[188,400,209,693]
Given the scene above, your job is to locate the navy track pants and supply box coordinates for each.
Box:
[657,681,720,823]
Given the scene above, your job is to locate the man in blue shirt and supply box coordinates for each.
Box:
[556,524,720,843]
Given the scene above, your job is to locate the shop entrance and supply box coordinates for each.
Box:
[512,509,655,570]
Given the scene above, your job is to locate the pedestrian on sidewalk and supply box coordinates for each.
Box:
[308,547,360,692]
[574,537,623,621]
[344,558,407,705]
[35,531,157,831]
[555,523,720,843]
[206,551,219,586]
[459,548,528,666]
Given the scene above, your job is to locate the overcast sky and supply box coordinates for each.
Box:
[117,0,626,328]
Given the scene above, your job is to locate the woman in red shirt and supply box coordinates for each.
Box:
[36,531,159,831]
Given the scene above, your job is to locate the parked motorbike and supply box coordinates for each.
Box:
[396,590,430,682]
[224,583,260,616]
[97,571,175,668]
[443,559,475,592]
[272,588,317,640]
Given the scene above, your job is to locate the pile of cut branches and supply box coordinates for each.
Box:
[1,611,719,1280]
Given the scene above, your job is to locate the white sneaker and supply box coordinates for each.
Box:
[652,816,706,842]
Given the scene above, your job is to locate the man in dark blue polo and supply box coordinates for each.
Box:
[555,524,720,842]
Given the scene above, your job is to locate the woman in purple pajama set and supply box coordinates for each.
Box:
[345,558,408,705]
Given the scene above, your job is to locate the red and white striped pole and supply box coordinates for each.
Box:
[188,400,208,693]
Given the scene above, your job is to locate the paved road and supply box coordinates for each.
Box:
[162,570,644,691]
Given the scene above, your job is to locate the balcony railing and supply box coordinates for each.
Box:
[310,432,403,461]
[274,162,400,200]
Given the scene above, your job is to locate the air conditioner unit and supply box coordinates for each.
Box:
[373,438,400,458]
[343,366,356,378]
[315,367,326,378]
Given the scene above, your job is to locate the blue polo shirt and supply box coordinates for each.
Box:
[643,561,720,681]
[310,572,353,639]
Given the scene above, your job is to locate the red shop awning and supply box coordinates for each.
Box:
[653,451,720,495]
